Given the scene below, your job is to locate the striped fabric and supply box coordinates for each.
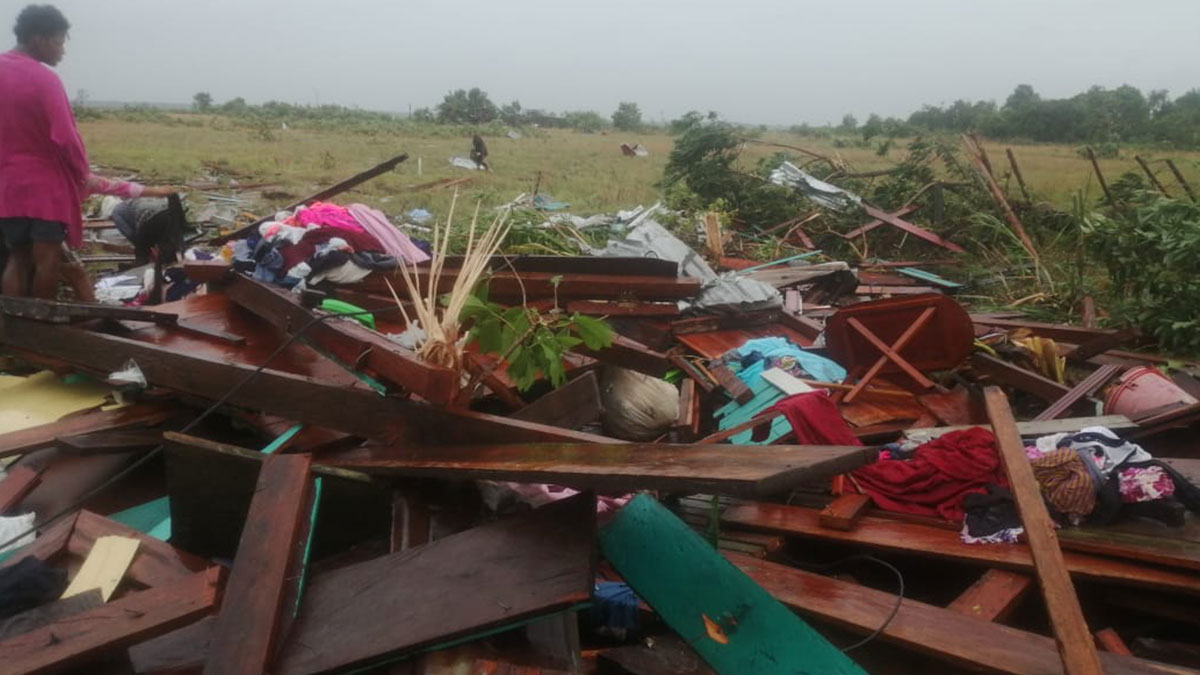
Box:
[1031,449,1096,517]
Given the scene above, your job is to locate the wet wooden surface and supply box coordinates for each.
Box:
[721,502,1200,595]
[732,555,1182,675]
[329,443,879,498]
[274,493,596,675]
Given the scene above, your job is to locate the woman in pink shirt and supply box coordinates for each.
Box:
[0,5,178,298]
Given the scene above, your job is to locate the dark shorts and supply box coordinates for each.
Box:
[0,218,67,248]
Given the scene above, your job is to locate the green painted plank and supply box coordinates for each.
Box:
[261,425,304,455]
[109,496,171,541]
[600,494,864,675]
[897,267,962,288]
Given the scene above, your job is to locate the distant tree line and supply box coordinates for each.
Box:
[188,87,646,135]
[832,84,1200,148]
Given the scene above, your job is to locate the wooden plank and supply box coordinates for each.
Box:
[841,204,921,239]
[566,300,681,317]
[0,403,173,459]
[0,296,178,325]
[708,362,753,404]
[1,316,619,446]
[1056,527,1200,572]
[162,432,385,569]
[983,386,1102,674]
[56,429,162,455]
[818,494,872,531]
[903,415,1136,444]
[0,513,76,572]
[1067,330,1138,363]
[275,493,596,675]
[1034,364,1122,421]
[69,511,210,589]
[224,275,459,405]
[1132,639,1200,669]
[972,317,1119,343]
[945,569,1033,622]
[674,378,698,440]
[731,555,1178,675]
[598,633,715,675]
[862,204,966,253]
[0,591,104,642]
[328,442,878,498]
[573,334,672,378]
[127,616,214,675]
[511,371,601,430]
[348,269,703,303]
[204,453,313,675]
[1096,628,1133,656]
[971,353,1074,403]
[0,466,43,514]
[600,494,865,674]
[61,535,140,602]
[0,567,221,675]
[719,503,1200,595]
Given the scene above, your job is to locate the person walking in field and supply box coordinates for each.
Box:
[0,4,179,298]
[470,133,490,170]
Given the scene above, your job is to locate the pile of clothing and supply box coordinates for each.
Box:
[846,424,1200,545]
[221,202,429,289]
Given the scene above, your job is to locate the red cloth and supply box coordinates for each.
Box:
[850,427,1007,522]
[771,392,861,446]
[279,226,385,271]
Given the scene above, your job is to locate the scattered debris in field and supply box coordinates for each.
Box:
[3,144,1200,675]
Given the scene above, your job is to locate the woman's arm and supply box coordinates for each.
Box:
[85,174,144,199]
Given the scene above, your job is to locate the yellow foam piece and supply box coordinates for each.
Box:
[0,371,113,435]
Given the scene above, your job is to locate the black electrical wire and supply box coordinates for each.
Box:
[782,553,905,653]
[0,300,407,554]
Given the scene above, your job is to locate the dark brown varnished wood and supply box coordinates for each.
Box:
[274,493,596,675]
[204,454,313,675]
[731,554,1179,675]
[328,442,878,498]
[985,386,1103,674]
[0,567,221,675]
[720,502,1200,595]
[946,569,1033,622]
[0,404,173,459]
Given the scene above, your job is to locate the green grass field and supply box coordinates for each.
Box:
[80,116,1200,228]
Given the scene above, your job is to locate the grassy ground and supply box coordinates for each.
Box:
[80,116,1200,229]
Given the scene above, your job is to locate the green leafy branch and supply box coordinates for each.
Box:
[459,284,614,392]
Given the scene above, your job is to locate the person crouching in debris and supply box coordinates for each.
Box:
[0,4,180,298]
[471,133,490,170]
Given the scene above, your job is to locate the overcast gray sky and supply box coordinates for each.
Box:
[22,0,1200,126]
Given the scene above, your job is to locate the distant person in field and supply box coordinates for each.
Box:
[470,133,489,170]
[0,4,179,298]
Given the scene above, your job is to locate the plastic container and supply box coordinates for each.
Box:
[1104,366,1198,416]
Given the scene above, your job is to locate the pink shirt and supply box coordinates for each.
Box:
[0,49,140,247]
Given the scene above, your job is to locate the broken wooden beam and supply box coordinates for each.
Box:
[0,403,173,459]
[0,567,221,675]
[55,429,163,456]
[572,333,672,378]
[211,152,409,244]
[709,362,753,404]
[224,275,459,405]
[511,371,602,431]
[719,502,1200,595]
[945,569,1034,623]
[971,353,1074,403]
[841,204,922,239]
[0,296,179,325]
[0,466,43,514]
[818,493,872,531]
[1034,364,1122,421]
[984,386,1103,674]
[204,454,315,675]
[732,554,1174,675]
[328,442,878,498]
[274,493,596,675]
[861,204,966,254]
[1,316,617,445]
